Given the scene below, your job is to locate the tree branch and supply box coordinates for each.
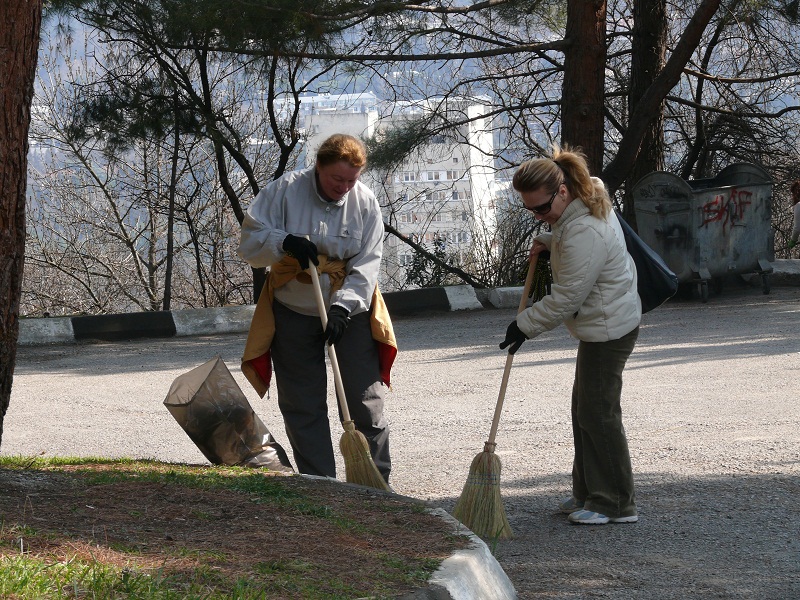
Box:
[383,222,488,289]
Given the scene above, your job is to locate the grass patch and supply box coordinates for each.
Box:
[0,456,468,599]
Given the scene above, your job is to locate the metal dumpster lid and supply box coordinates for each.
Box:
[632,162,771,194]
[631,170,694,196]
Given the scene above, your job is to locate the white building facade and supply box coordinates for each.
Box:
[302,93,498,291]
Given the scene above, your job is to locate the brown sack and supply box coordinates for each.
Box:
[164,356,293,473]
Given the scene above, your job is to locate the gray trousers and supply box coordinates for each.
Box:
[271,300,391,482]
[571,326,639,518]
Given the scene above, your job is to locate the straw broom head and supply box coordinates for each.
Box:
[452,443,513,540]
[306,264,390,493]
[339,420,391,492]
[451,260,538,540]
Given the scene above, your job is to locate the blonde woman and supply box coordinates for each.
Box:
[500,145,642,525]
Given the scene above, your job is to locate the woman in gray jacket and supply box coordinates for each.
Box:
[500,145,642,525]
[237,134,392,483]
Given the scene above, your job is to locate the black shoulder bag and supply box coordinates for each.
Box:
[615,210,678,313]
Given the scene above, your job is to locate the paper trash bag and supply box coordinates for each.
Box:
[164,356,294,472]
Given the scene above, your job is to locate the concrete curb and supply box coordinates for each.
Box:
[405,509,517,600]
[18,285,486,346]
[298,475,517,600]
[17,261,800,346]
[488,286,526,310]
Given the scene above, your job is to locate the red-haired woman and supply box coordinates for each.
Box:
[237,134,394,485]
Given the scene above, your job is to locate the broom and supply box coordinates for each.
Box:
[308,264,391,492]
[452,256,538,539]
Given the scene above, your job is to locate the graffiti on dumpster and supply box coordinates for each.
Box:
[698,187,752,234]
[637,183,686,200]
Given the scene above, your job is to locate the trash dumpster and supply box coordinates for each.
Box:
[632,163,774,302]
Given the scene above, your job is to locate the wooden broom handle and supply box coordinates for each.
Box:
[308,264,352,423]
[487,255,538,446]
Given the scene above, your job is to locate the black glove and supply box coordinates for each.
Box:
[282,234,319,270]
[499,321,528,355]
[325,305,350,346]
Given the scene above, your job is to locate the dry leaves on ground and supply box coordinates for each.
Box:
[0,462,471,598]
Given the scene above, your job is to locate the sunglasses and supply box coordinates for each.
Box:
[524,183,562,215]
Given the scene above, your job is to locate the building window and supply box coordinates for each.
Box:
[429,171,441,181]
[403,171,417,182]
[446,170,460,180]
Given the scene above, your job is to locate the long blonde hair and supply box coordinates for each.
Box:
[512,144,611,219]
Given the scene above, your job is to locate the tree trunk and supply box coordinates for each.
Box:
[602,0,721,194]
[0,0,42,447]
[622,0,668,228]
[164,96,180,311]
[562,0,607,175]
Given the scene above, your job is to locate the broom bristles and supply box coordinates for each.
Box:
[339,421,391,492]
[452,445,512,540]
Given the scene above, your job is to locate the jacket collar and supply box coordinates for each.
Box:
[554,198,590,232]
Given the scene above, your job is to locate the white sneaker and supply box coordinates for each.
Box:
[568,509,638,525]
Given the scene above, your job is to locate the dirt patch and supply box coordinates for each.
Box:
[0,463,470,598]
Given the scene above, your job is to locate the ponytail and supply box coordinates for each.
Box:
[513,144,611,219]
[552,145,611,219]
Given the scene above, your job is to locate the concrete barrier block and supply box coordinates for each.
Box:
[71,311,177,341]
[767,259,800,286]
[443,285,483,311]
[488,287,525,309]
[741,259,800,287]
[173,306,255,337]
[18,317,75,346]
[383,288,450,315]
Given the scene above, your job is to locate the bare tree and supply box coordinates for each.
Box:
[620,0,668,226]
[47,1,362,299]
[25,29,255,314]
[36,0,800,300]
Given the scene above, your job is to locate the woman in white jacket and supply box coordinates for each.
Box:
[500,145,642,525]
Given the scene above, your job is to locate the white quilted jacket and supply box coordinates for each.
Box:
[516,198,641,343]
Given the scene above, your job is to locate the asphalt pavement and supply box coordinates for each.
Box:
[4,278,800,598]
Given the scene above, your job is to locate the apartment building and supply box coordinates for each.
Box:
[303,93,498,291]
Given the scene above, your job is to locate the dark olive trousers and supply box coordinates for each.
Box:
[571,326,639,518]
[270,300,391,483]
